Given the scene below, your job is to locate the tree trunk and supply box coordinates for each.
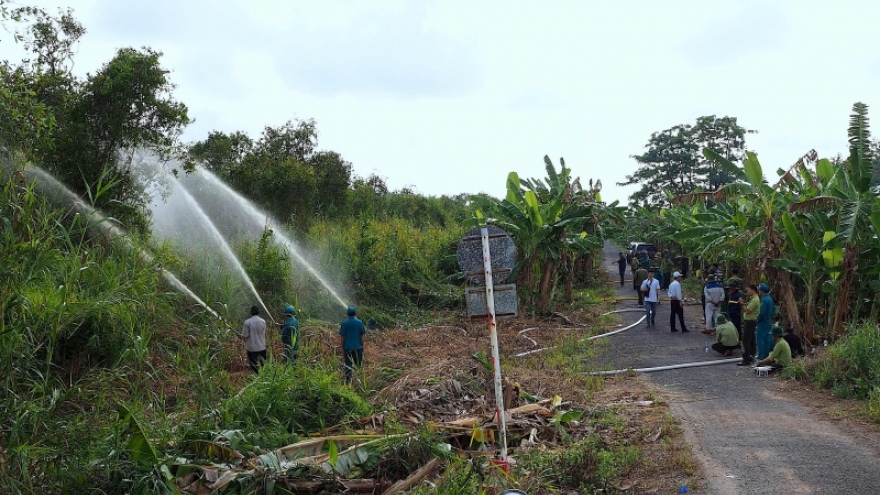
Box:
[539,258,555,311]
[831,246,858,335]
[774,269,804,338]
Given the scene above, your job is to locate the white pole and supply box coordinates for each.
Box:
[588,357,741,375]
[481,226,508,465]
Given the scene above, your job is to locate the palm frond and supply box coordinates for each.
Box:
[788,196,841,214]
[670,192,715,206]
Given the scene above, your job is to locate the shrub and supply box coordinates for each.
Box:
[222,362,372,435]
[810,323,880,400]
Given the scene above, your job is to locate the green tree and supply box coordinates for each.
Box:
[482,156,619,311]
[620,116,754,208]
[5,7,190,231]
[619,124,700,207]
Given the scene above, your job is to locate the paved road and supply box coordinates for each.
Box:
[591,242,880,494]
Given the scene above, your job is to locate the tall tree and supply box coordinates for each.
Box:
[619,124,699,207]
[620,116,754,208]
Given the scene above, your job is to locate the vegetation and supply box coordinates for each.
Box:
[618,103,880,340]
[475,156,623,311]
[617,115,756,208]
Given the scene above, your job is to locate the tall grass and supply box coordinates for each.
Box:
[810,322,880,402]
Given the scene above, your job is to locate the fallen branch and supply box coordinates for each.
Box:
[381,458,442,495]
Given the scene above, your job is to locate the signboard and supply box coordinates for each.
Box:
[457,225,516,285]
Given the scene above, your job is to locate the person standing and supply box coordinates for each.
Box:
[339,306,366,384]
[727,280,743,340]
[757,326,792,371]
[661,255,675,290]
[667,271,689,332]
[711,315,741,356]
[703,274,725,334]
[756,283,775,360]
[651,264,664,294]
[613,251,627,286]
[278,305,300,365]
[240,305,267,374]
[639,250,650,270]
[641,269,661,327]
[633,265,648,306]
[738,284,760,366]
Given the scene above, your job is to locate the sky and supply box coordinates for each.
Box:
[3,0,880,205]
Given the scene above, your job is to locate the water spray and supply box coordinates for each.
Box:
[23,167,222,319]
[164,173,276,325]
[191,167,348,309]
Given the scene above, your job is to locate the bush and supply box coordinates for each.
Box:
[810,323,880,400]
[223,362,372,436]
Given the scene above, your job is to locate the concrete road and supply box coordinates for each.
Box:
[592,242,880,494]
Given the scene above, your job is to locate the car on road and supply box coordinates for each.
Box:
[629,241,656,256]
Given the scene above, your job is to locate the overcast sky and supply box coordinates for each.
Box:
[3,1,880,204]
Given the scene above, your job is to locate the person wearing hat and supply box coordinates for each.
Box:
[757,325,792,370]
[755,283,776,360]
[667,271,689,332]
[738,284,760,366]
[240,305,267,374]
[339,306,366,384]
[711,315,740,356]
[726,275,744,340]
[278,305,301,365]
[703,274,725,334]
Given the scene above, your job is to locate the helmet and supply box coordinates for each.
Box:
[284,305,295,315]
[347,306,356,316]
[758,283,770,293]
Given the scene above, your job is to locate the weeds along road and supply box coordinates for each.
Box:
[591,241,880,494]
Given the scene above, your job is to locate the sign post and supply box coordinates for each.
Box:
[481,226,509,466]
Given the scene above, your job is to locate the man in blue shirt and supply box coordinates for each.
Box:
[339,306,366,384]
[278,305,300,365]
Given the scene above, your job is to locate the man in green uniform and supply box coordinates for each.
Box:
[738,284,760,366]
[278,305,300,365]
[711,315,740,356]
[633,266,648,306]
[757,325,792,371]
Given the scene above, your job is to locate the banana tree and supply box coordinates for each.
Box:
[789,103,880,334]
[695,149,805,333]
[485,156,614,311]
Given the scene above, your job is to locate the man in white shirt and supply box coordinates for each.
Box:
[667,271,689,332]
[703,274,726,334]
[240,305,267,374]
[640,269,661,327]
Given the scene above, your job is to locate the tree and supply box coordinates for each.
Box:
[483,156,620,311]
[620,116,755,208]
[4,7,190,232]
[691,115,756,190]
[187,130,253,178]
[619,124,700,207]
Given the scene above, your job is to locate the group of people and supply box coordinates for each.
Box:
[628,257,805,372]
[238,304,370,383]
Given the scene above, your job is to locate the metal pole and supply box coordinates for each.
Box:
[481,226,508,465]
